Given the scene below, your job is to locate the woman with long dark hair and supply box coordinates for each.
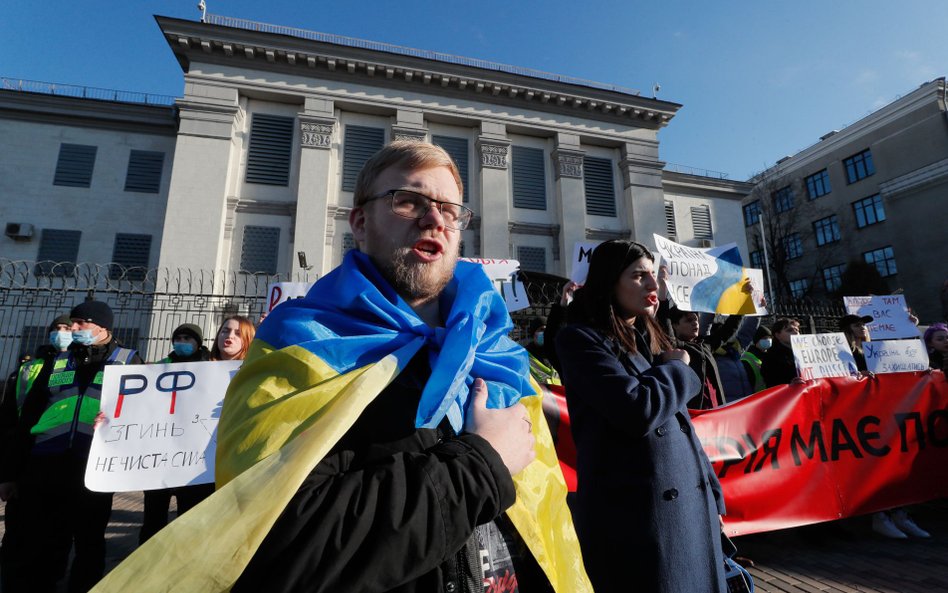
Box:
[555,240,727,593]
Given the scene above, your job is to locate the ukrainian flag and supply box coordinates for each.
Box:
[92,251,591,592]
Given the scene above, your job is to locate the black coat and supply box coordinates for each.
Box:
[761,340,797,387]
[556,323,726,593]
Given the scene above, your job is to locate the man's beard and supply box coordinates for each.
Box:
[378,246,456,305]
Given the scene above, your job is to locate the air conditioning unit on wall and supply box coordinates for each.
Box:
[5,223,34,241]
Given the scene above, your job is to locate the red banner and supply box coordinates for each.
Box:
[543,371,948,536]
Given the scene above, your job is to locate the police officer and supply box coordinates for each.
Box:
[1,300,142,593]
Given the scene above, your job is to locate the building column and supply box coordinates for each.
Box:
[619,142,666,249]
[157,85,241,272]
[475,122,510,258]
[294,97,337,276]
[552,133,586,277]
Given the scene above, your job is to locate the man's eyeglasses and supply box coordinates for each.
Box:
[363,190,474,231]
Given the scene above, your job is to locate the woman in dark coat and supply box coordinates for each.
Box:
[555,240,727,593]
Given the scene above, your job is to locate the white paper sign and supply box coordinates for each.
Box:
[746,268,768,316]
[85,360,242,493]
[569,241,601,283]
[461,258,530,312]
[500,279,530,312]
[791,333,858,380]
[864,338,930,374]
[267,282,314,312]
[460,258,520,281]
[843,295,919,340]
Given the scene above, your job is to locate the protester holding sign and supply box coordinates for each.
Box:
[139,322,215,543]
[210,316,255,361]
[543,280,581,375]
[924,323,948,371]
[839,314,874,376]
[761,318,801,387]
[556,240,727,593]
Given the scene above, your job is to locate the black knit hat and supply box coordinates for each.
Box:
[753,325,773,342]
[172,323,204,344]
[838,314,873,331]
[48,314,73,332]
[70,300,114,331]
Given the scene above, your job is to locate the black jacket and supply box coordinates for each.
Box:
[761,340,797,387]
[233,352,549,593]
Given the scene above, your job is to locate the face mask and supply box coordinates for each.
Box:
[534,333,544,347]
[173,342,197,357]
[72,330,96,346]
[757,338,773,350]
[49,331,73,351]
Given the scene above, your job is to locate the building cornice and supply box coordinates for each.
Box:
[155,16,680,129]
[661,170,753,200]
[879,157,948,199]
[0,90,177,135]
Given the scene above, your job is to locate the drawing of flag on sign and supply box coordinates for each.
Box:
[653,234,765,315]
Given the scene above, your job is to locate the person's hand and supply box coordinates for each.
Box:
[741,278,754,294]
[658,348,690,366]
[907,309,919,326]
[560,281,581,306]
[93,411,107,430]
[0,482,17,502]
[856,370,876,380]
[790,377,809,385]
[464,378,535,476]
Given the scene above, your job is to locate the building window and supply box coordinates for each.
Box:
[53,143,97,187]
[432,135,469,203]
[789,279,809,300]
[245,114,295,186]
[822,264,846,292]
[805,169,831,199]
[512,146,546,210]
[864,246,897,277]
[664,201,677,240]
[517,246,547,273]
[110,233,152,281]
[342,232,356,253]
[852,194,886,228]
[743,200,761,226]
[749,250,764,269]
[34,228,81,276]
[240,226,281,274]
[813,215,841,246]
[782,233,803,259]
[691,205,713,241]
[342,125,386,192]
[772,186,794,213]
[843,148,875,184]
[584,156,616,216]
[124,150,165,193]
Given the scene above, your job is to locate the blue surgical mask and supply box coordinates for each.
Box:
[173,342,197,357]
[49,331,73,351]
[72,330,95,346]
[758,338,773,351]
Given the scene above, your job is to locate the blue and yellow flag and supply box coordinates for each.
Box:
[93,251,591,592]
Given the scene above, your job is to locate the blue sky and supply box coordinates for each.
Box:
[4,1,945,180]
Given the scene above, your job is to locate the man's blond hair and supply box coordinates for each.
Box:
[353,140,463,206]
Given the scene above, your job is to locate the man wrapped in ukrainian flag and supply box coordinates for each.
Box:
[92,141,590,593]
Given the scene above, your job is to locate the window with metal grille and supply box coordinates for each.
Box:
[864,246,897,277]
[789,279,809,299]
[113,327,141,351]
[110,234,152,281]
[782,233,803,259]
[822,264,846,292]
[124,150,165,193]
[772,186,794,213]
[844,149,875,184]
[34,228,81,276]
[512,146,546,210]
[805,169,831,199]
[750,250,764,268]
[342,232,356,253]
[19,325,47,360]
[664,201,677,240]
[245,113,295,186]
[852,194,886,228]
[240,226,281,274]
[743,200,761,226]
[432,135,469,203]
[342,125,385,192]
[584,156,616,216]
[813,215,840,246]
[517,246,547,273]
[691,205,713,240]
[53,143,97,187]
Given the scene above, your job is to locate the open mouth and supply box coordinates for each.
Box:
[646,294,659,306]
[412,239,444,262]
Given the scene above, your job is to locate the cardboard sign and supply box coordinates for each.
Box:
[461,258,530,312]
[864,338,930,374]
[266,282,314,313]
[653,234,760,315]
[85,360,242,492]
[791,333,858,380]
[568,241,601,284]
[843,295,919,340]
